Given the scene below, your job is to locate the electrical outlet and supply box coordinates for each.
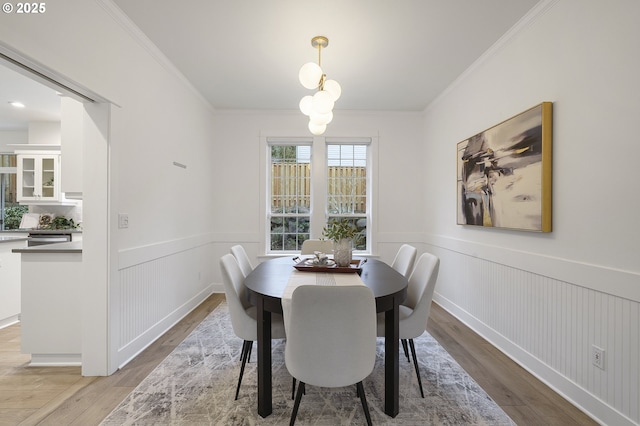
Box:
[592,345,605,370]
[118,213,129,229]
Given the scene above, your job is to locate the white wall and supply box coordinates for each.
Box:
[0,0,219,373]
[0,130,27,152]
[210,109,425,279]
[423,1,640,425]
[27,122,60,145]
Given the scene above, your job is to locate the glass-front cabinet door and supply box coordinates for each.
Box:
[17,154,61,202]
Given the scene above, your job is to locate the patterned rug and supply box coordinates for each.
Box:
[101,302,515,425]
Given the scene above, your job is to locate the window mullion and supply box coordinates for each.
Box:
[309,136,326,238]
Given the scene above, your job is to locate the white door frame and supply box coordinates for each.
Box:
[0,46,115,375]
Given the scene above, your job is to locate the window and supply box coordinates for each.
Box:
[266,137,372,254]
[326,144,368,250]
[0,154,25,230]
[268,144,311,251]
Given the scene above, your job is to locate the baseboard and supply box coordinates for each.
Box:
[29,353,81,367]
[0,314,19,330]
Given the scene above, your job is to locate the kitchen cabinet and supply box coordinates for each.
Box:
[61,97,83,199]
[14,146,67,204]
[0,237,26,329]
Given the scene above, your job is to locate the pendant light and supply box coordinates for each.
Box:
[299,36,341,135]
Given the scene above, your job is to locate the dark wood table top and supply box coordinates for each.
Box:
[244,256,407,312]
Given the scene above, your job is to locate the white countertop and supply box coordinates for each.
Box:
[0,236,28,244]
[12,241,82,254]
[0,229,82,234]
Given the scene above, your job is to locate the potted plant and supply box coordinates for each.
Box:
[322,218,359,267]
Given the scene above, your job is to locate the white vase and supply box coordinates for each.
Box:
[333,238,353,267]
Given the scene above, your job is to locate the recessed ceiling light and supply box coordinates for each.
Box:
[9,101,25,108]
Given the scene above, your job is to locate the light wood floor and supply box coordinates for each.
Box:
[0,293,597,426]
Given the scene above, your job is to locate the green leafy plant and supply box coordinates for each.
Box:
[3,205,29,230]
[322,218,359,242]
[46,216,79,230]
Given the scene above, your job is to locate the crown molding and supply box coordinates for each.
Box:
[426,0,560,113]
[95,0,215,113]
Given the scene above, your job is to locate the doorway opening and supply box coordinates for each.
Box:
[0,46,113,375]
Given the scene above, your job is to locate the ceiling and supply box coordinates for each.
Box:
[0,63,61,130]
[112,0,540,111]
[0,0,540,130]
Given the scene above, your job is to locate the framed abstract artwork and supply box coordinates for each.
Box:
[457,102,553,232]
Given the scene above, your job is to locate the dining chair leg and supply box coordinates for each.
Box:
[235,340,253,400]
[292,379,305,397]
[408,338,425,398]
[290,381,306,426]
[356,381,373,426]
[401,339,410,362]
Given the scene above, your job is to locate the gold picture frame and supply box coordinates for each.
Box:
[457,102,553,232]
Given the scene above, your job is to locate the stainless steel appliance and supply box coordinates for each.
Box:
[27,232,72,247]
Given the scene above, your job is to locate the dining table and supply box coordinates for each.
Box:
[243,256,408,418]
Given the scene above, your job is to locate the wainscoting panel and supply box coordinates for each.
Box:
[115,238,215,368]
[430,244,639,426]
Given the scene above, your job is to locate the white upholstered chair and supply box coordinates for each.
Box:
[300,239,334,255]
[390,244,418,362]
[219,254,286,400]
[391,244,417,278]
[284,285,376,426]
[377,251,440,398]
[230,244,253,278]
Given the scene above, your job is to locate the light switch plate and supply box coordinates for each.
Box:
[118,213,129,229]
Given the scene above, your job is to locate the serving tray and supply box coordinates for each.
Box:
[293,258,364,273]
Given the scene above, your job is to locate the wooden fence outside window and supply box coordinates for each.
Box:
[271,164,366,213]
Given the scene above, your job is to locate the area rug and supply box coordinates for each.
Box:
[101,302,515,425]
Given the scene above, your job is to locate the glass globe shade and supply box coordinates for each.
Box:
[312,90,334,114]
[299,95,314,116]
[323,79,342,101]
[299,62,323,90]
[308,121,326,135]
[310,111,333,125]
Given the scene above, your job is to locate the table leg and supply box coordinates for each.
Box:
[256,297,272,417]
[384,297,400,417]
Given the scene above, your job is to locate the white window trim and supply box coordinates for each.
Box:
[264,137,313,254]
[259,134,378,256]
[325,137,374,254]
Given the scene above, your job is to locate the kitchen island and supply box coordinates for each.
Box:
[12,241,82,366]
